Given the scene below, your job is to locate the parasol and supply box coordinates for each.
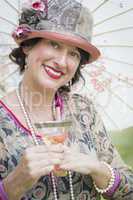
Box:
[0,0,133,131]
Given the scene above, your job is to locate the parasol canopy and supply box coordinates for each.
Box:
[0,0,133,131]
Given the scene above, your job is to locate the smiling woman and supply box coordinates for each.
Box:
[22,38,82,92]
[9,37,90,92]
[0,0,133,200]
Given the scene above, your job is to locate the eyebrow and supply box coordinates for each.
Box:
[52,40,80,52]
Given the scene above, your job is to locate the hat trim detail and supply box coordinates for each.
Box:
[13,29,100,64]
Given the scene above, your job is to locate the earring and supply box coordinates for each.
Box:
[24,65,28,70]
[69,80,72,91]
[24,57,28,70]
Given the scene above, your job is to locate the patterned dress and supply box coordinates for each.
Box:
[0,93,133,200]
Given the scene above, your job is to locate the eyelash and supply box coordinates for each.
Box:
[70,51,80,59]
[50,41,60,49]
[50,41,80,60]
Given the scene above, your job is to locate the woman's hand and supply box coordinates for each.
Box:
[60,145,100,175]
[60,145,112,190]
[3,144,64,200]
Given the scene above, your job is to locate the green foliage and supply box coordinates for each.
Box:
[110,127,133,168]
[101,127,133,200]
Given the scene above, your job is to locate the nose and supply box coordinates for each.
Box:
[54,50,68,69]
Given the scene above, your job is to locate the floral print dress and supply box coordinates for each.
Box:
[0,93,133,200]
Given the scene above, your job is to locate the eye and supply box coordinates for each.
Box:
[70,51,81,60]
[50,41,60,49]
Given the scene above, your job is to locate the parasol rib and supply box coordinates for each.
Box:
[84,77,133,113]
[3,0,19,14]
[94,26,133,37]
[0,62,13,69]
[102,69,133,87]
[97,81,133,111]
[96,102,120,130]
[96,44,133,48]
[0,16,17,26]
[0,31,11,37]
[94,8,133,27]
[0,55,9,58]
[108,89,133,112]
[92,0,110,14]
[0,44,16,47]
[83,88,120,130]
[102,57,133,66]
[84,67,133,88]
[0,67,19,84]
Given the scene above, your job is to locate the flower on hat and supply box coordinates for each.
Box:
[12,25,32,40]
[20,0,48,26]
[32,1,46,12]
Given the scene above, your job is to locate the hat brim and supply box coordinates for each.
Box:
[15,30,100,64]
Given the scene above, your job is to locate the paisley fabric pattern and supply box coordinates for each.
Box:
[0,93,133,200]
[20,0,82,32]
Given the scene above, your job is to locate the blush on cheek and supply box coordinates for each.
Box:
[36,49,45,59]
[71,66,78,75]
[36,50,49,62]
[33,51,45,64]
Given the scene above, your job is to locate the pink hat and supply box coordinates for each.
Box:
[12,0,100,64]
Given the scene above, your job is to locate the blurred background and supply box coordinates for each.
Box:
[0,0,133,186]
[111,127,133,168]
[101,127,133,199]
[0,1,133,199]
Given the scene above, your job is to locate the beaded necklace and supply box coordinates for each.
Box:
[16,87,75,200]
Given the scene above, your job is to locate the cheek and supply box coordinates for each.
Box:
[68,62,79,76]
[27,49,46,66]
[27,55,40,68]
[35,46,54,61]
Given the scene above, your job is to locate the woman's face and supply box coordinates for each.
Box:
[24,39,81,91]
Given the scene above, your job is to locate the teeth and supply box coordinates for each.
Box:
[45,66,62,76]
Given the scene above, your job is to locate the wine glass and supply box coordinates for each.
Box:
[35,120,72,177]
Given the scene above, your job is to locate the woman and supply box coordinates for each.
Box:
[0,0,133,200]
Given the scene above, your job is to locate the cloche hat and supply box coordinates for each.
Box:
[12,0,101,64]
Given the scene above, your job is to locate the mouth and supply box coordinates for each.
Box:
[42,64,64,80]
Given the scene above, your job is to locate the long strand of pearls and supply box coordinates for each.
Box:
[68,171,74,200]
[16,88,39,145]
[51,172,58,200]
[16,88,58,200]
[16,87,74,200]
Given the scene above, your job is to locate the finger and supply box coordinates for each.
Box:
[47,144,64,153]
[24,145,48,155]
[60,160,82,171]
[24,145,64,161]
[60,163,74,171]
[49,152,64,160]
[26,151,64,163]
[26,144,63,153]
[33,157,63,168]
[62,145,70,152]
[61,157,74,166]
[33,165,54,178]
[62,153,75,162]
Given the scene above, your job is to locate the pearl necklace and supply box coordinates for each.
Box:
[16,88,75,200]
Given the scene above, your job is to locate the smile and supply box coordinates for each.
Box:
[43,65,64,80]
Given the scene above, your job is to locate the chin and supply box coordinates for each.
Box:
[40,81,59,91]
[37,77,66,91]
